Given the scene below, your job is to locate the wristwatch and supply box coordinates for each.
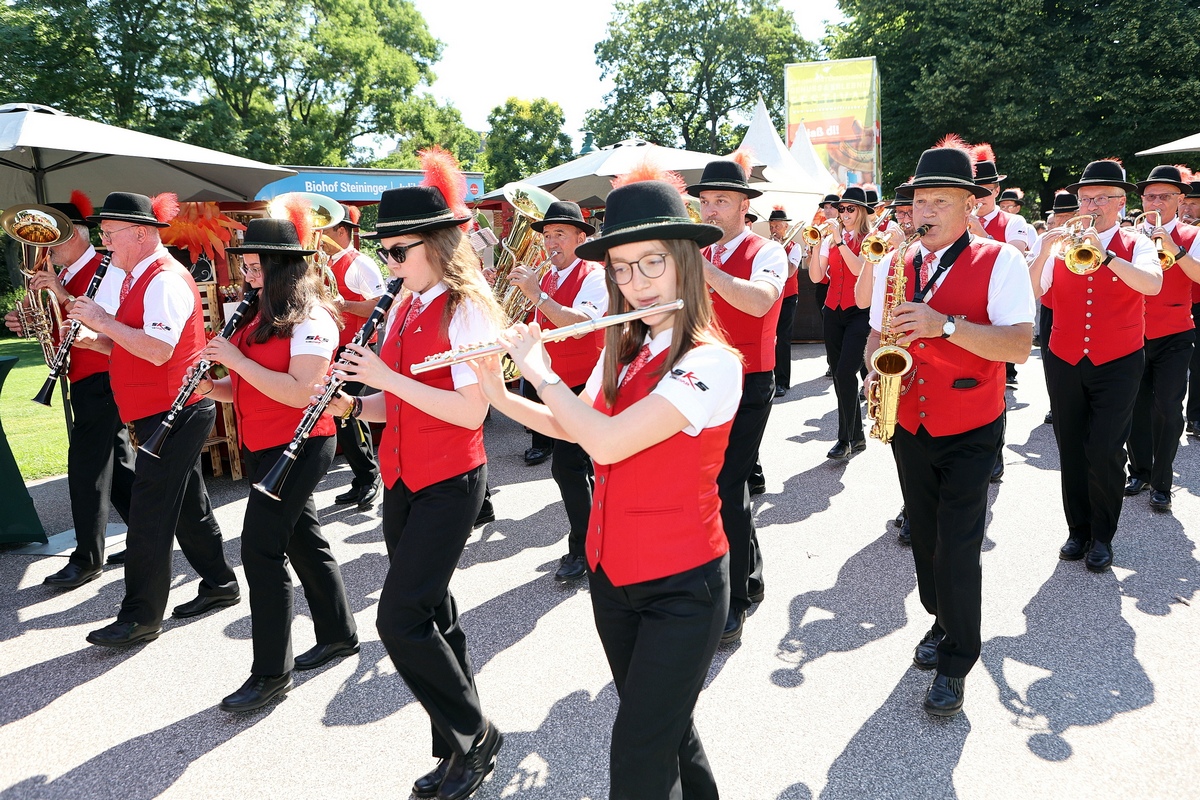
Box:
[536,291,550,307]
[1101,250,1116,268]
[537,373,562,394]
[941,315,956,339]
[1177,246,1188,261]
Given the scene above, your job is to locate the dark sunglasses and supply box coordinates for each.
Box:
[376,240,424,264]
[836,205,861,214]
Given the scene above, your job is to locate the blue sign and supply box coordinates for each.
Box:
[256,169,485,202]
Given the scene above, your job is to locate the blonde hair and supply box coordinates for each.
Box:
[843,205,872,238]
[419,226,504,332]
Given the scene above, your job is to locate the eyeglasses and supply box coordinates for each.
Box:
[607,253,670,285]
[836,205,860,214]
[98,225,139,241]
[239,263,262,277]
[1077,195,1126,207]
[377,240,424,264]
[1141,192,1182,202]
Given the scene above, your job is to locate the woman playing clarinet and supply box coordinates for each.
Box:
[194,217,359,712]
[471,178,742,800]
[323,150,504,800]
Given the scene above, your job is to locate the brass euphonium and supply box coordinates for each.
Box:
[1061,215,1103,275]
[1134,211,1174,270]
[267,192,346,299]
[861,210,895,263]
[0,205,75,366]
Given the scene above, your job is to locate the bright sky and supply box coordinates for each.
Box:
[408,0,846,151]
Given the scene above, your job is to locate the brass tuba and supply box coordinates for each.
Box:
[494,182,557,323]
[1133,211,1174,270]
[1,204,75,366]
[267,192,346,299]
[1060,215,1103,275]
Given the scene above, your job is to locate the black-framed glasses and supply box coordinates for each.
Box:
[607,253,670,285]
[377,240,424,264]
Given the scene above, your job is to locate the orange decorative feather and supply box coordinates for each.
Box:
[1101,157,1124,167]
[728,149,755,177]
[344,204,362,225]
[610,154,687,193]
[69,189,94,220]
[150,192,180,225]
[972,143,996,164]
[1174,165,1193,182]
[773,204,785,211]
[935,133,971,152]
[275,193,314,246]
[160,202,247,263]
[419,146,469,220]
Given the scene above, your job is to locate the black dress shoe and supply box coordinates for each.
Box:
[774,386,787,398]
[294,637,360,671]
[334,485,364,504]
[523,446,551,466]
[554,553,587,582]
[1149,489,1172,512]
[413,759,451,798]
[748,479,766,496]
[913,627,943,670]
[473,499,495,529]
[1187,420,1200,436]
[437,721,503,800]
[1058,537,1090,561]
[44,562,102,589]
[106,550,126,565]
[86,620,162,647]
[1085,540,1113,573]
[850,439,866,455]
[1124,476,1150,496]
[990,455,1004,483]
[897,515,912,547]
[748,582,765,604]
[1043,412,1053,425]
[720,609,745,645]
[172,592,241,619]
[356,480,380,510]
[826,441,851,459]
[924,673,965,717]
[824,367,833,378]
[219,672,293,713]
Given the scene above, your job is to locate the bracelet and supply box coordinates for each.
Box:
[198,382,212,396]
[341,395,362,420]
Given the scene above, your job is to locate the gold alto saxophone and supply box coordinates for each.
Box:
[867,224,929,444]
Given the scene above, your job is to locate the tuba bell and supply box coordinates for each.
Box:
[1,204,75,366]
[1060,215,1104,275]
[266,192,346,299]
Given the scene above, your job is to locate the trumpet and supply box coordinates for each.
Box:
[411,300,685,375]
[1,205,74,368]
[801,221,835,247]
[1133,211,1174,270]
[1060,215,1104,275]
[771,220,808,249]
[862,210,895,263]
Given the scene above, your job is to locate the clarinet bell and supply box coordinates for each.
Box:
[137,419,173,458]
[32,376,57,407]
[253,450,297,501]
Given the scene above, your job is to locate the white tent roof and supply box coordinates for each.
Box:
[1136,131,1200,157]
[735,98,837,225]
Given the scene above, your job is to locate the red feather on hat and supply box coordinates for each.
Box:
[419,146,469,221]
[863,181,878,194]
[344,204,362,225]
[1008,187,1025,200]
[728,148,755,177]
[610,154,687,193]
[935,133,971,152]
[277,193,315,246]
[69,190,94,220]
[151,192,180,225]
[971,143,996,165]
[773,204,785,211]
[1101,157,1124,167]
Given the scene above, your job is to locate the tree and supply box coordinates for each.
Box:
[373,95,485,172]
[585,0,817,154]
[483,98,574,188]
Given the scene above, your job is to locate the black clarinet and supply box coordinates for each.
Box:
[254,277,403,500]
[138,288,260,458]
[32,255,111,407]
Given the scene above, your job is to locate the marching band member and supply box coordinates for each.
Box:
[854,188,912,311]
[1035,191,1081,426]
[324,154,504,800]
[194,218,359,712]
[866,140,1034,716]
[1186,177,1200,435]
[3,194,134,588]
[1028,160,1162,572]
[769,206,803,397]
[998,187,1025,216]
[1125,166,1200,512]
[70,192,240,647]
[814,193,840,377]
[689,158,785,644]
[473,178,740,800]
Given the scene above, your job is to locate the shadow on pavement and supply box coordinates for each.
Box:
[1116,511,1200,615]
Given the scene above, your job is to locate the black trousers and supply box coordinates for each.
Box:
[590,555,728,800]
[377,465,487,759]
[773,293,799,390]
[551,383,595,557]
[1046,349,1144,544]
[814,283,832,370]
[894,416,1001,678]
[242,436,356,675]
[521,377,555,451]
[823,305,869,444]
[66,372,135,569]
[335,380,379,490]
[1038,305,1054,365]
[1128,329,1195,491]
[718,371,773,614]
[1187,304,1200,423]
[119,400,238,627]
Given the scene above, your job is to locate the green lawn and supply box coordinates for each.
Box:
[0,338,71,480]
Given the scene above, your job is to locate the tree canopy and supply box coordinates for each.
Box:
[483,98,574,189]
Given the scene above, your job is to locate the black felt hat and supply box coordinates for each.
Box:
[576,181,722,261]
[86,192,171,228]
[864,187,880,205]
[226,218,316,256]
[47,202,97,229]
[744,211,759,223]
[997,188,1024,206]
[768,207,791,222]
[361,186,471,240]
[903,148,992,198]
[819,193,841,206]
[686,159,763,199]
[1135,165,1192,195]
[837,186,873,210]
[1188,181,1200,199]
[531,200,596,235]
[973,161,1007,185]
[1066,160,1137,193]
[1046,192,1080,216]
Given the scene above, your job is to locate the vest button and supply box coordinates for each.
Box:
[599,476,605,484]
[1086,300,1093,305]
[1084,348,1090,354]
[1084,337,1090,342]
[1086,313,1092,318]
[919,395,926,402]
[919,412,926,418]
[1087,288,1093,293]
[1087,276,1093,281]
[918,343,926,349]
[918,379,925,385]
[1085,324,1091,329]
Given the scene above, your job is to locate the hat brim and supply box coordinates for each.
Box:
[1065,179,1137,193]
[86,212,170,228]
[973,174,1007,185]
[225,244,317,256]
[905,179,992,199]
[1135,179,1191,194]
[575,221,723,262]
[686,181,764,199]
[531,216,596,235]
[361,215,471,240]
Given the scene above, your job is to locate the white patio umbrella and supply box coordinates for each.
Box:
[1136,132,1200,157]
[0,104,296,206]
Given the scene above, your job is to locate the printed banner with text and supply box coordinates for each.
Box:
[785,58,881,187]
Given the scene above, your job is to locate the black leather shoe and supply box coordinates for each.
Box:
[720,609,745,645]
[1043,412,1053,425]
[1124,477,1150,496]
[437,721,503,800]
[748,582,765,604]
[1059,537,1090,561]
[86,620,162,647]
[924,673,966,717]
[554,553,587,582]
[1085,541,1113,573]
[334,485,363,504]
[1187,420,1200,436]
[826,441,851,459]
[1150,490,1172,512]
[413,759,451,798]
[473,499,495,529]
[850,439,866,455]
[356,480,380,510]
[106,550,126,565]
[897,515,912,547]
[294,637,360,671]
[523,447,551,466]
[44,562,102,589]
[219,673,293,713]
[824,367,833,378]
[913,627,943,670]
[774,386,787,398]
[172,592,241,619]
[748,479,766,496]
[990,455,1004,483]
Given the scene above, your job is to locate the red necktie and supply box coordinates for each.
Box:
[711,243,726,268]
[619,344,653,389]
[920,252,937,293]
[401,295,422,334]
[546,269,559,295]
[119,272,135,304]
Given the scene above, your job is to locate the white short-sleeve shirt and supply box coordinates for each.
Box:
[60,246,123,314]
[124,248,195,347]
[289,305,340,359]
[717,230,786,294]
[334,249,387,300]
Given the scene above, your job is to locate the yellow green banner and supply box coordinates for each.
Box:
[785,57,881,186]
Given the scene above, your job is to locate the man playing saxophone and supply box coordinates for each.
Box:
[864,140,1034,717]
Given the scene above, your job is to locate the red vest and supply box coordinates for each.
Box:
[587,349,732,586]
[705,234,782,373]
[782,242,799,298]
[378,292,486,492]
[63,253,112,382]
[983,210,1016,243]
[1144,223,1200,339]
[532,260,603,387]
[108,256,207,423]
[330,250,371,346]
[825,234,864,311]
[896,240,1007,437]
[1050,227,1144,365]
[229,316,336,452]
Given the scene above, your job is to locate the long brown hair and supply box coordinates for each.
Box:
[418,226,503,332]
[841,205,872,238]
[600,238,735,406]
[240,252,342,344]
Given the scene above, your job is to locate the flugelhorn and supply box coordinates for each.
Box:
[411,301,685,375]
[1133,211,1174,270]
[1,205,74,367]
[862,210,895,263]
[801,221,835,247]
[1060,215,1103,275]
